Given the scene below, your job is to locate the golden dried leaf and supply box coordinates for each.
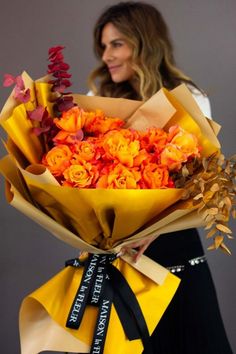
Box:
[205,214,215,223]
[202,158,208,170]
[207,243,216,251]
[219,177,229,182]
[198,204,206,213]
[225,163,231,175]
[193,198,202,207]
[181,190,190,200]
[202,171,212,180]
[206,228,217,239]
[224,196,232,208]
[219,242,232,255]
[214,235,224,249]
[205,220,215,230]
[232,209,236,219]
[194,193,203,200]
[182,165,189,178]
[230,154,236,161]
[202,209,209,220]
[203,190,214,203]
[199,181,205,193]
[216,224,232,234]
[218,200,224,208]
[207,159,218,172]
[217,154,225,166]
[227,234,234,239]
[206,207,218,215]
[210,183,220,192]
[215,214,228,222]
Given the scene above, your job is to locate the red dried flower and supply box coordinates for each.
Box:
[3,73,30,103]
[3,74,16,87]
[27,106,45,121]
[47,45,75,117]
[14,88,30,103]
[48,45,65,55]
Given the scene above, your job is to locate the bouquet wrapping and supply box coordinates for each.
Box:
[0,70,225,354]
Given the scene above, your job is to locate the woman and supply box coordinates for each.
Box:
[88,2,232,353]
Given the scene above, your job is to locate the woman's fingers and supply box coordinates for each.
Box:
[121,236,155,262]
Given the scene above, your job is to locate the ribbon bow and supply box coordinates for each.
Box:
[65,254,153,354]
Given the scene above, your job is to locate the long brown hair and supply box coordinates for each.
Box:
[88,1,199,100]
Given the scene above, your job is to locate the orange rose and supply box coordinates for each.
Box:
[141,163,170,189]
[73,141,99,162]
[97,164,141,189]
[118,128,141,142]
[140,128,168,153]
[160,144,186,171]
[53,129,84,145]
[168,125,200,158]
[167,125,180,141]
[62,180,74,188]
[83,109,124,135]
[63,162,99,188]
[133,149,151,167]
[42,144,72,177]
[54,106,86,133]
[102,131,140,167]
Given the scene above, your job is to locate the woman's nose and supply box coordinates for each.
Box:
[102,47,114,63]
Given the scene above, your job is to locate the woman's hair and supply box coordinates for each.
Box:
[88,1,199,100]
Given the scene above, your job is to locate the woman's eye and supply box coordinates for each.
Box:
[113,42,123,48]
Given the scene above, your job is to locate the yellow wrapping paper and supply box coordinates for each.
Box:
[0,74,220,250]
[19,172,184,249]
[0,73,221,354]
[20,258,180,354]
[0,154,205,257]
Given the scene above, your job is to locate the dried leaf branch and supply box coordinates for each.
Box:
[185,152,236,255]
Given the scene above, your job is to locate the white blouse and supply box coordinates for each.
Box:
[189,87,211,118]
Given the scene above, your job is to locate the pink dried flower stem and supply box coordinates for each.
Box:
[47,46,75,116]
[2,46,77,152]
[3,74,31,103]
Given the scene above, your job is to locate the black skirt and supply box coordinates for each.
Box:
[143,228,233,354]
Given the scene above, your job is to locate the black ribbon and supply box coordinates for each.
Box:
[65,254,153,354]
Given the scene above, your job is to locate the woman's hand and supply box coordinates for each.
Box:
[121,235,155,263]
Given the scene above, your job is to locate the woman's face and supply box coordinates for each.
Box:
[101,22,135,83]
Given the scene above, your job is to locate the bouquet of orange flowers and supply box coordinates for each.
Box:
[0,46,235,354]
[41,106,201,191]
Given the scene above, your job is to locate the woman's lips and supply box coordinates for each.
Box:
[108,65,122,73]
